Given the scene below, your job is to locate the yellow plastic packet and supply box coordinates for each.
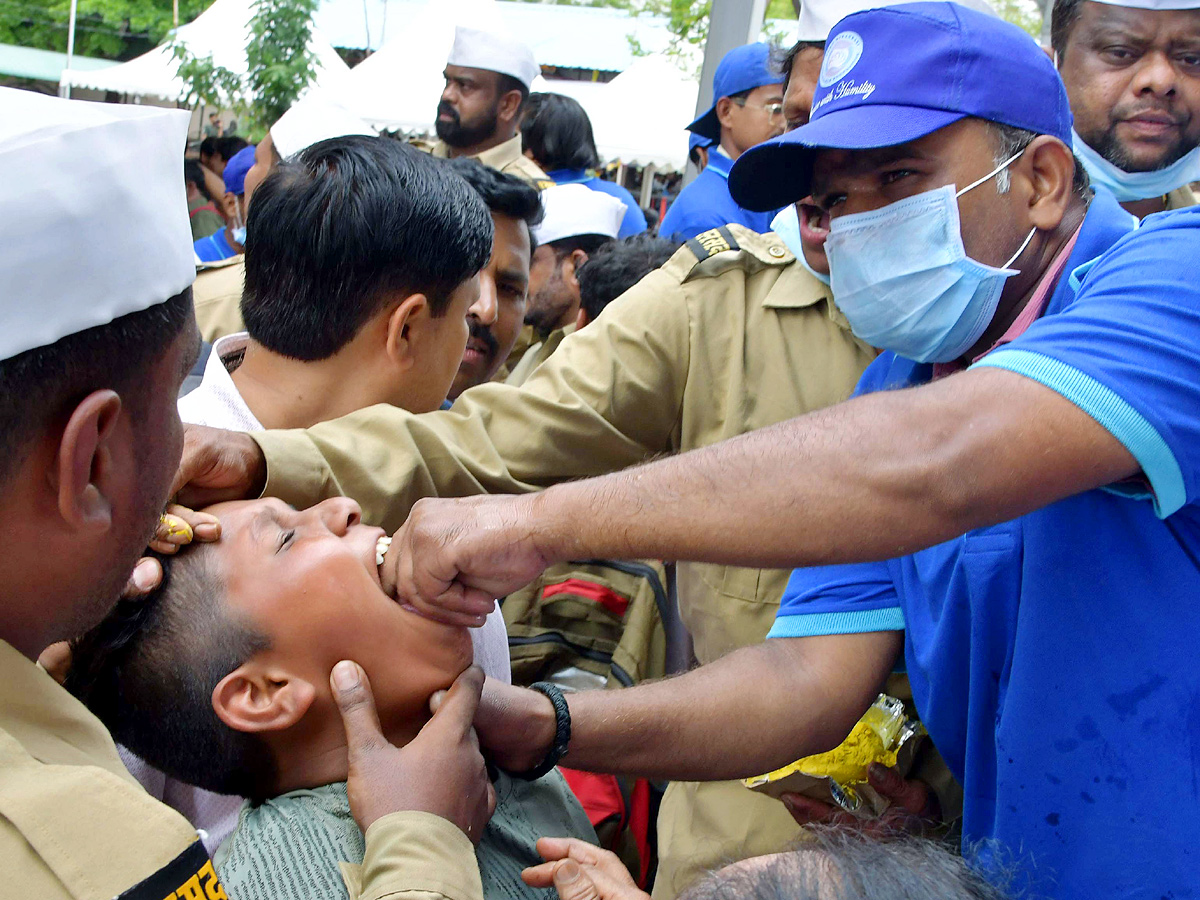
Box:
[742,694,925,817]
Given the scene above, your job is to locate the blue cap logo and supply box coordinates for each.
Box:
[819,31,863,88]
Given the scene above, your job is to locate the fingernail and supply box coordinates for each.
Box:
[472,614,488,627]
[194,522,221,540]
[332,660,360,691]
[132,559,158,592]
[160,515,193,542]
[557,861,580,884]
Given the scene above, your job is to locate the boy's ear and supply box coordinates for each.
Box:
[213,664,316,734]
[384,293,431,368]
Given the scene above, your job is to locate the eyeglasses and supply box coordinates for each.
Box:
[733,98,785,119]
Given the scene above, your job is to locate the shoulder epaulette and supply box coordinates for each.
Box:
[685,226,740,262]
[534,178,556,191]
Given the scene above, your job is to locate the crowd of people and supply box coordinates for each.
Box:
[3,0,1200,899]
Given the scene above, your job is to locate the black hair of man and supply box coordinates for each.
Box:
[0,291,193,490]
[199,136,219,160]
[577,233,682,323]
[241,134,495,361]
[497,72,531,110]
[1051,0,1085,59]
[443,156,545,247]
[775,40,826,93]
[680,829,1010,900]
[66,548,277,799]
[520,92,602,172]
[215,135,249,162]
[184,159,217,205]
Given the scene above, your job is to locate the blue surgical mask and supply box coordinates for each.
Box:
[1072,130,1200,203]
[231,225,247,245]
[770,205,831,286]
[825,151,1034,363]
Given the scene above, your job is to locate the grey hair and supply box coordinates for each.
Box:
[989,122,1090,197]
[680,831,1010,900]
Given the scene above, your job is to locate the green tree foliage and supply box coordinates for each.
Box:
[172,0,319,137]
[0,0,207,60]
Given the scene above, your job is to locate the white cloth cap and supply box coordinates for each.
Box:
[270,91,375,159]
[796,0,996,41]
[533,184,626,245]
[0,88,193,362]
[446,25,540,90]
[1087,0,1200,9]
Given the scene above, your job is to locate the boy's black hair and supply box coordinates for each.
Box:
[66,548,277,799]
[520,92,601,172]
[241,135,494,361]
[577,233,681,323]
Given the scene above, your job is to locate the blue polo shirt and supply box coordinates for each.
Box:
[548,168,647,239]
[659,150,777,241]
[771,193,1200,899]
[193,226,238,263]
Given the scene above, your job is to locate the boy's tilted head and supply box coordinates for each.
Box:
[68,498,473,800]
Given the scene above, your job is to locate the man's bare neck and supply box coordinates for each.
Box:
[1120,195,1167,219]
[445,128,517,159]
[963,199,1088,362]
[230,340,375,432]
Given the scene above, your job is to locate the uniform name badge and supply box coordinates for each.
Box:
[114,839,229,900]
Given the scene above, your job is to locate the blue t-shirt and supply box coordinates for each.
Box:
[194,226,238,263]
[548,168,647,239]
[772,194,1200,899]
[658,151,777,241]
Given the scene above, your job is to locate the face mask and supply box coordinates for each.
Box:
[770,205,831,286]
[825,151,1034,363]
[1072,130,1200,203]
[230,225,247,245]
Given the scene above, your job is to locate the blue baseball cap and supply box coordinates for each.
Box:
[689,132,714,152]
[222,144,256,195]
[687,42,783,142]
[728,2,1073,211]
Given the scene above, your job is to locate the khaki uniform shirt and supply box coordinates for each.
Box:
[431,135,554,189]
[252,225,876,897]
[1166,184,1199,210]
[505,324,574,387]
[192,256,246,343]
[0,639,483,900]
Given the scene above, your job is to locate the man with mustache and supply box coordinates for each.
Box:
[1053,0,1200,217]
[431,25,553,190]
[446,160,545,400]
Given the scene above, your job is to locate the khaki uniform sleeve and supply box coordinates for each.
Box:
[253,266,693,531]
[353,812,482,900]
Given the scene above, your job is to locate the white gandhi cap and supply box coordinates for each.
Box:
[1087,0,1200,9]
[270,91,375,160]
[532,184,627,245]
[447,25,540,90]
[0,88,193,362]
[796,0,997,41]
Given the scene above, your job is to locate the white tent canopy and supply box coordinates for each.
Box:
[59,0,349,103]
[326,0,695,170]
[582,57,697,171]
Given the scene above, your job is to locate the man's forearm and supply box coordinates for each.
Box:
[531,367,1137,570]
[557,634,899,781]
